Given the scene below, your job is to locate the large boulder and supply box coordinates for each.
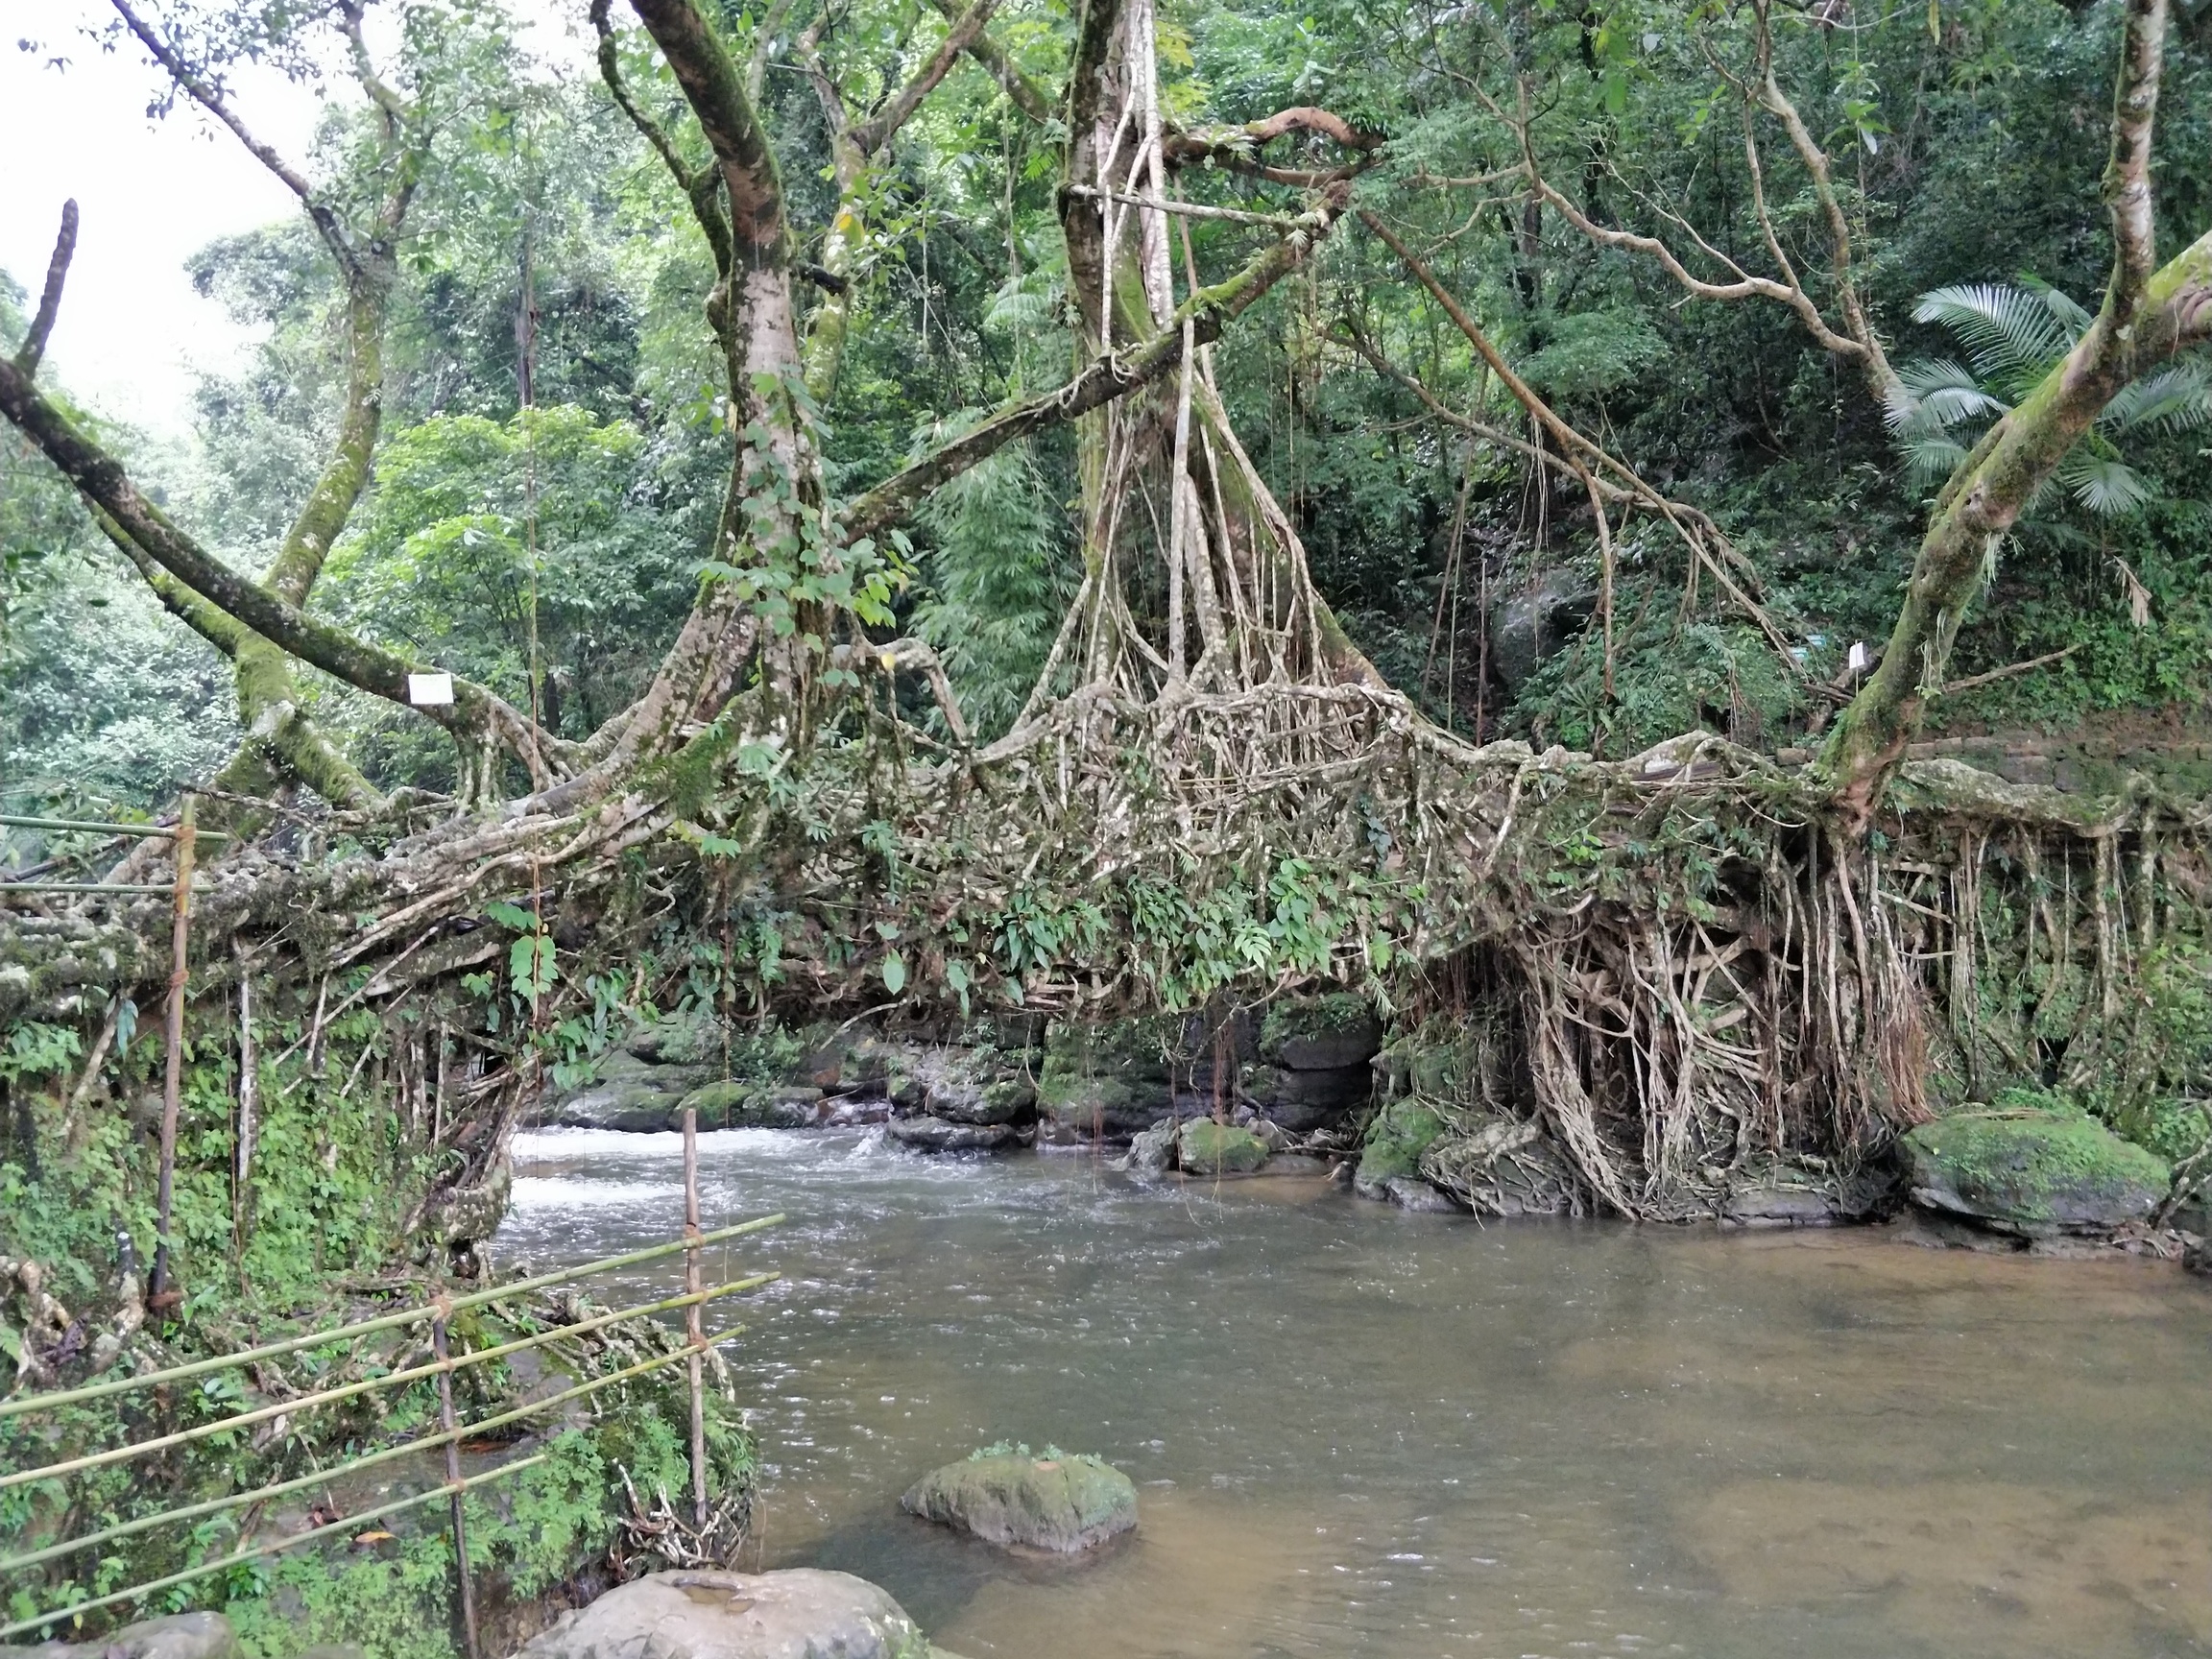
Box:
[676,1080,823,1129]
[902,1451,1138,1553]
[1038,1016,1183,1141]
[1113,1117,1179,1175]
[894,1047,1037,1125]
[1177,1118,1269,1175]
[1902,1104,2169,1236]
[886,1116,1020,1152]
[1258,994,1382,1073]
[1238,1063,1373,1132]
[1419,1117,1577,1216]
[1489,568,1596,689]
[1354,1100,1445,1200]
[1,1614,240,1659]
[541,1049,709,1131]
[513,1568,934,1659]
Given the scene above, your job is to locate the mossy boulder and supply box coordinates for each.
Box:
[1177,1118,1270,1175]
[1258,993,1382,1072]
[677,1080,821,1129]
[902,1451,1138,1552]
[1355,1101,1445,1200]
[1902,1104,2170,1235]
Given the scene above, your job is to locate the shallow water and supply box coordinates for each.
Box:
[496,1127,2212,1659]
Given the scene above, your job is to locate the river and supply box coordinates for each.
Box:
[495,1126,2212,1659]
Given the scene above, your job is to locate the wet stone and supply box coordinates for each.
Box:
[513,1568,933,1659]
[902,1451,1139,1553]
[886,1116,1020,1152]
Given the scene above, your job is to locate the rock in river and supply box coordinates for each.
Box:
[902,1450,1139,1552]
[512,1568,959,1659]
[1178,1117,1269,1175]
[886,1115,1020,1151]
[1902,1104,2169,1236]
[1,1613,241,1659]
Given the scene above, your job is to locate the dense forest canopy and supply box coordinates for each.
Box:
[3,0,2206,826]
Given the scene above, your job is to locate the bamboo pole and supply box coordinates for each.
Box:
[150,794,196,1306]
[433,1309,480,1659]
[684,1101,708,1529]
[0,1335,734,1575]
[0,1272,776,1489]
[0,814,228,840]
[233,945,257,1259]
[0,1213,783,1418]
[0,1459,544,1644]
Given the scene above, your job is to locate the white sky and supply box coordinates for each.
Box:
[0,3,320,438]
[0,0,589,440]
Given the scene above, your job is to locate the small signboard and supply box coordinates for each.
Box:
[407,671,455,707]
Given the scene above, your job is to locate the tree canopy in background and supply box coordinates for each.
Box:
[3,0,2208,816]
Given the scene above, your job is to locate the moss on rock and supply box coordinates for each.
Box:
[1903,1101,2170,1235]
[902,1451,1137,1553]
[1355,1101,1444,1199]
[1177,1118,1269,1174]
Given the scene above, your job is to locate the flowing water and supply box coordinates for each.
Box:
[496,1127,2212,1659]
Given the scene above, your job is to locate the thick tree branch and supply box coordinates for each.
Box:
[2104,0,2168,322]
[851,0,1001,156]
[927,0,1053,124]
[590,0,734,279]
[0,357,560,775]
[1820,0,2203,822]
[843,185,1351,542]
[13,201,78,376]
[1163,106,1382,166]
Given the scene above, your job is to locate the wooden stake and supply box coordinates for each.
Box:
[684,1102,708,1529]
[232,944,256,1261]
[150,794,196,1306]
[433,1310,480,1659]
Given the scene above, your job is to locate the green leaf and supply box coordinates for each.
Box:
[880,951,907,995]
[485,900,537,931]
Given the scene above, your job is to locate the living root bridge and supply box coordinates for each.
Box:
[11,683,2204,1225]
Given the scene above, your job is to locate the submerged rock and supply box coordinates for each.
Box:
[513,1568,931,1659]
[1383,1174,1460,1213]
[1178,1118,1269,1175]
[902,1451,1139,1552]
[1902,1106,2169,1236]
[886,1116,1020,1152]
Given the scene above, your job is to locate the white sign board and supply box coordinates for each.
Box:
[407,671,455,707]
[1845,641,1869,674]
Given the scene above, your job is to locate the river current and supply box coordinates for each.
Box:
[495,1126,2212,1659]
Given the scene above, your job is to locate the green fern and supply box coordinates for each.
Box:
[1887,276,2212,520]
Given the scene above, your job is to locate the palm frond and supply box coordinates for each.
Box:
[2017,273,2095,338]
[1899,432,1971,491]
[1886,359,2007,438]
[2058,449,2156,518]
[2103,359,2212,434]
[1911,282,2072,390]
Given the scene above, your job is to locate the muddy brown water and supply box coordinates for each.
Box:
[495,1127,2212,1659]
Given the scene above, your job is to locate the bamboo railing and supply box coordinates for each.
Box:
[0,1214,783,1649]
